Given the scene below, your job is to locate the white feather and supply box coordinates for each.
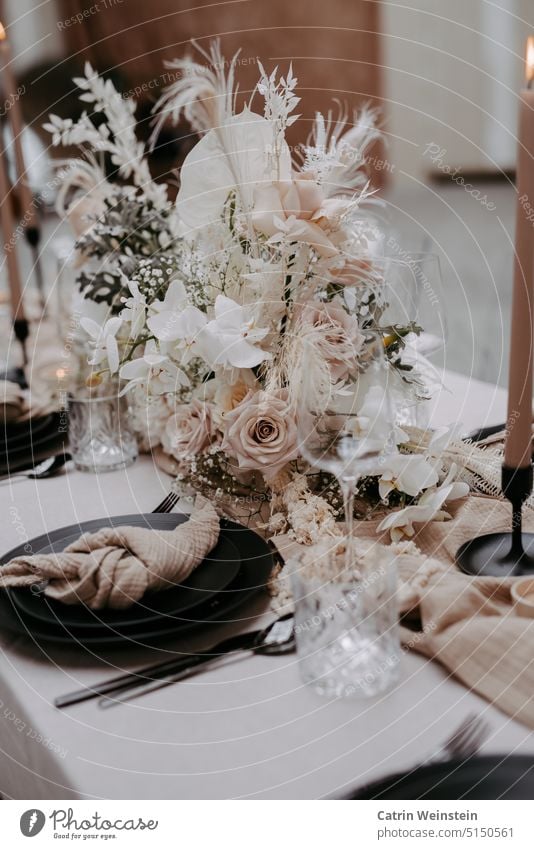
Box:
[150,39,240,144]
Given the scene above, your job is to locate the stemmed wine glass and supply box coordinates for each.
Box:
[377,253,447,359]
[361,254,447,428]
[296,331,395,566]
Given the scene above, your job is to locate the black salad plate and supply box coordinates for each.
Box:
[0,514,274,646]
[348,755,534,800]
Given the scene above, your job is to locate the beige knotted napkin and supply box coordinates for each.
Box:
[0,497,220,609]
[1,379,57,424]
[1,380,26,423]
[273,496,534,728]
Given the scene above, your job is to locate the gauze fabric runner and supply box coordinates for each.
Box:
[0,497,220,609]
[273,496,534,729]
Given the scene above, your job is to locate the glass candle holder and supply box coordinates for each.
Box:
[289,539,400,699]
[68,384,138,473]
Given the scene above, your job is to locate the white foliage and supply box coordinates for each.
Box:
[44,63,167,208]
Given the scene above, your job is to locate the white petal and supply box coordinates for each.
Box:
[120,359,149,380]
[106,336,120,374]
[104,317,122,337]
[127,278,141,299]
[144,353,168,367]
[165,280,188,310]
[177,109,292,231]
[217,337,271,369]
[119,379,142,396]
[147,311,183,342]
[80,317,102,341]
[213,295,242,328]
[445,481,469,501]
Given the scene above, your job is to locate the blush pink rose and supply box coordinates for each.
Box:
[161,399,214,460]
[251,173,338,258]
[221,389,298,481]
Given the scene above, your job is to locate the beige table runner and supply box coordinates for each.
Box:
[273,496,534,729]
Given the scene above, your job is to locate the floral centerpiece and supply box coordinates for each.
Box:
[46,42,469,543]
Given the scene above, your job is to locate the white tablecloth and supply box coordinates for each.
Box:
[0,371,533,800]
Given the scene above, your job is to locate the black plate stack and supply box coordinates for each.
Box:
[0,412,68,475]
[0,514,274,647]
[348,755,534,800]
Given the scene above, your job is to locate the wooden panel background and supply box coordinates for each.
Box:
[58,0,383,177]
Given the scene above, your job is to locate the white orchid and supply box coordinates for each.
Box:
[146,281,209,364]
[427,422,465,453]
[198,295,271,369]
[120,277,147,338]
[342,384,401,453]
[147,280,190,342]
[80,316,123,375]
[378,453,439,500]
[377,465,469,542]
[167,306,209,364]
[267,214,338,258]
[119,341,188,395]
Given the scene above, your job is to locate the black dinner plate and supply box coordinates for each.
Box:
[0,412,67,475]
[0,413,55,447]
[8,518,241,628]
[0,516,273,646]
[348,755,534,800]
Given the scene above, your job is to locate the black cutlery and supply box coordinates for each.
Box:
[55,615,295,709]
[152,488,180,514]
[99,614,296,708]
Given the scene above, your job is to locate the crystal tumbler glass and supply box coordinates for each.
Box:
[68,386,138,473]
[289,540,400,699]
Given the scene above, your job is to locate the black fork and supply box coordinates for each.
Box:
[151,489,180,514]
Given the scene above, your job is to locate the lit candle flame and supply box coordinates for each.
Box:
[0,23,6,41]
[527,37,534,86]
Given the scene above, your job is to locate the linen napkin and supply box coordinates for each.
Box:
[1,380,26,423]
[0,379,57,424]
[399,562,534,729]
[273,496,534,728]
[395,496,534,728]
[0,497,220,609]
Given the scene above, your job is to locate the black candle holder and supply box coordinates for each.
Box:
[456,464,534,576]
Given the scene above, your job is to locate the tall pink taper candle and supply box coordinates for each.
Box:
[0,22,36,231]
[0,126,24,323]
[504,37,534,469]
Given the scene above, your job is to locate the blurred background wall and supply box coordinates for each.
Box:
[2,0,383,180]
[382,0,534,184]
[3,0,534,183]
